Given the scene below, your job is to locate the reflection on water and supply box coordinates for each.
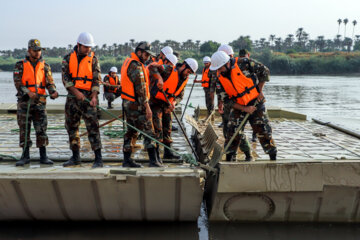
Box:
[209,222,360,240]
[0,221,200,240]
[1,221,359,240]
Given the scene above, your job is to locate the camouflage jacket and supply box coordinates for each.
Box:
[103,74,120,92]
[61,46,101,96]
[13,56,57,103]
[216,57,269,107]
[206,69,217,93]
[125,60,149,106]
[148,63,185,105]
[236,57,270,84]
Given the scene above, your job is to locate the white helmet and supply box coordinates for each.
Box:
[203,56,211,63]
[184,58,198,73]
[209,51,230,71]
[161,46,173,55]
[77,32,95,47]
[218,44,234,56]
[165,53,178,66]
[109,66,118,73]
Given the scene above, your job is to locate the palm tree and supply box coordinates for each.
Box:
[352,20,357,39]
[129,39,135,48]
[337,19,342,35]
[296,28,304,42]
[343,18,349,38]
[269,34,276,47]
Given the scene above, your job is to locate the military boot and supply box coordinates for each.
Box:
[226,154,236,162]
[16,147,30,166]
[63,149,81,167]
[163,143,180,160]
[155,145,163,164]
[92,149,103,168]
[107,101,113,109]
[39,146,53,165]
[123,151,142,168]
[251,132,257,142]
[148,147,163,167]
[244,151,254,162]
[270,153,277,161]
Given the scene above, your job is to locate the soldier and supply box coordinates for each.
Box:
[211,51,277,161]
[237,49,268,142]
[103,66,121,109]
[13,39,59,166]
[120,41,162,168]
[146,46,173,66]
[148,57,198,160]
[61,32,103,168]
[215,44,252,161]
[194,56,214,117]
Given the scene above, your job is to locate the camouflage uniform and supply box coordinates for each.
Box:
[203,68,216,116]
[103,74,121,103]
[123,61,156,152]
[62,47,102,151]
[14,56,57,148]
[148,63,185,144]
[217,58,277,157]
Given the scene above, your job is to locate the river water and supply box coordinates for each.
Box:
[1,72,360,239]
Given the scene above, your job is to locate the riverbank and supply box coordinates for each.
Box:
[2,51,360,75]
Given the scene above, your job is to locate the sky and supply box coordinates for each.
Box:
[1,0,360,50]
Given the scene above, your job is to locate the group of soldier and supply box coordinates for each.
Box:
[13,32,276,168]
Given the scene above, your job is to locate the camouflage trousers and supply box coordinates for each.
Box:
[65,96,102,151]
[223,103,251,153]
[203,88,214,116]
[104,90,121,103]
[150,101,173,144]
[17,100,48,148]
[226,102,277,155]
[123,100,156,152]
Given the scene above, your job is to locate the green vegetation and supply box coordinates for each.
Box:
[2,21,360,75]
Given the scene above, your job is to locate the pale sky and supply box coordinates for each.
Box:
[1,0,360,50]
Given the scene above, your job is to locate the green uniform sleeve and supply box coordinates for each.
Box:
[44,63,57,94]
[61,54,74,89]
[13,61,29,97]
[128,61,148,105]
[91,55,101,93]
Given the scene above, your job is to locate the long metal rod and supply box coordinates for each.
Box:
[312,118,360,139]
[180,75,197,121]
[161,89,200,162]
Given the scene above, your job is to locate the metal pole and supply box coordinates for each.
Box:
[180,75,197,121]
[161,89,200,162]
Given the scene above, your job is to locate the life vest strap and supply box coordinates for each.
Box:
[73,77,92,84]
[121,91,136,100]
[232,85,257,100]
[25,82,45,89]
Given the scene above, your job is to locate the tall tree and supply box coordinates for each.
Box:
[343,18,349,38]
[337,19,342,35]
[352,20,357,39]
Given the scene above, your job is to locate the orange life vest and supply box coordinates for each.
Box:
[157,59,164,65]
[106,75,120,93]
[120,52,150,102]
[69,50,94,91]
[201,67,210,88]
[153,66,188,104]
[218,62,259,106]
[21,59,46,95]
